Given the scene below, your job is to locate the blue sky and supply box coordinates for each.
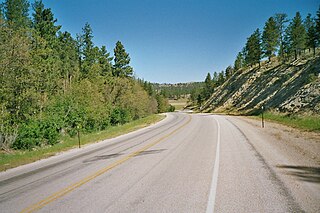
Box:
[31,1,319,83]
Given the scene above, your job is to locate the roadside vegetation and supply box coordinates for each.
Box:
[253,111,320,132]
[0,114,164,171]
[0,0,173,154]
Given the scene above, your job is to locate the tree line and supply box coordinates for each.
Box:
[0,0,170,150]
[235,8,320,69]
[191,7,320,106]
[152,82,204,100]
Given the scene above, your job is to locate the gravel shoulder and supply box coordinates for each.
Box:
[227,115,320,212]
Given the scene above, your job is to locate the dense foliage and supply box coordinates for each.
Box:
[0,0,169,150]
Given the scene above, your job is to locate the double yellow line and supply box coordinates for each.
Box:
[21,115,192,213]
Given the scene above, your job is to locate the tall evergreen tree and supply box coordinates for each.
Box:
[234,52,244,71]
[58,31,79,92]
[99,45,113,76]
[203,72,213,99]
[3,0,30,29]
[274,13,288,60]
[316,6,320,45]
[262,17,279,61]
[78,22,95,76]
[82,23,94,62]
[113,41,133,77]
[286,12,307,60]
[225,66,234,79]
[217,72,225,86]
[212,71,218,86]
[32,0,61,42]
[245,29,262,67]
[304,13,318,56]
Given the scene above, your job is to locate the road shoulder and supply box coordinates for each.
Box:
[226,115,320,212]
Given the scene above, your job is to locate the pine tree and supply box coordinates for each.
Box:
[203,73,213,99]
[113,41,133,77]
[212,71,218,86]
[304,13,317,56]
[3,0,30,29]
[78,22,95,76]
[225,66,234,79]
[316,6,320,45]
[99,45,113,76]
[262,17,279,61]
[274,13,288,60]
[58,31,79,92]
[286,12,307,60]
[245,29,262,67]
[32,0,61,42]
[217,72,225,86]
[82,23,94,62]
[234,52,244,71]
[30,0,62,98]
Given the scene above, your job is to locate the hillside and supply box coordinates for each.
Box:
[201,55,320,115]
[152,82,203,99]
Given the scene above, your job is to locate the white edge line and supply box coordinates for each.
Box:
[206,116,221,213]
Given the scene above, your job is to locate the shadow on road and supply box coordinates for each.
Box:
[83,153,123,163]
[136,149,167,157]
[277,165,320,183]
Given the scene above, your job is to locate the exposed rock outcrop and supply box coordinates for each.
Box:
[202,56,320,115]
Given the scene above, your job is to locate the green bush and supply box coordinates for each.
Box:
[13,118,60,150]
[168,105,175,112]
[110,108,132,125]
[14,120,42,150]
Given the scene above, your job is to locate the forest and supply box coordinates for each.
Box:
[0,0,172,151]
[190,7,320,106]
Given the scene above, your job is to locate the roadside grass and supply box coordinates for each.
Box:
[169,99,188,111]
[253,111,320,132]
[0,114,165,172]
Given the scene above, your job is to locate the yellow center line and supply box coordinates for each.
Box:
[21,114,192,213]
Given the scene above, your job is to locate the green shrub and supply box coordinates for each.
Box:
[110,108,132,125]
[14,120,42,150]
[168,105,175,112]
[13,118,60,150]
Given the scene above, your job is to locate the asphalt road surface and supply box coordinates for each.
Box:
[0,113,319,212]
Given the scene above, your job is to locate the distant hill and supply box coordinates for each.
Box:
[201,54,320,115]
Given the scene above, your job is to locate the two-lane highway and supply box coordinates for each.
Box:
[0,113,317,212]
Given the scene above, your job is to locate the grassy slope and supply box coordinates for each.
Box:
[253,112,320,132]
[0,114,164,172]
